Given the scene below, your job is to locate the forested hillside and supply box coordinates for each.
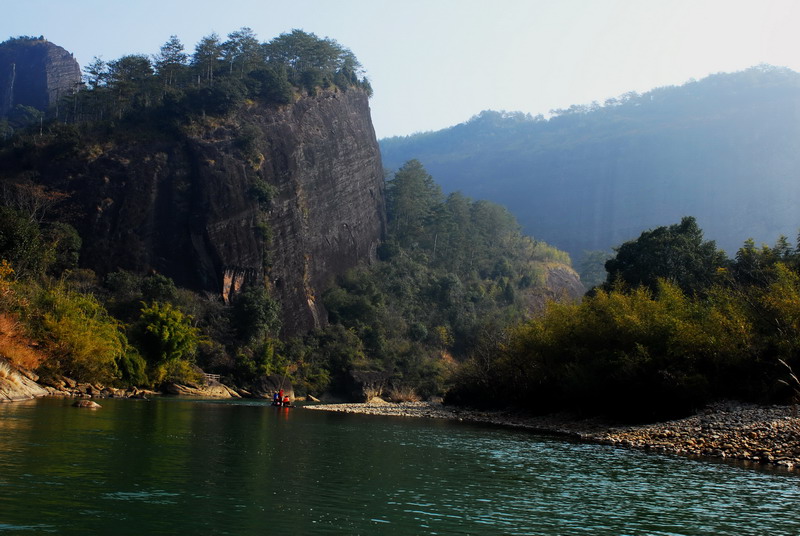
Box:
[380,66,800,268]
[316,160,581,399]
[0,32,578,401]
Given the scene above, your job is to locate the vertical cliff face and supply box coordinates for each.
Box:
[0,38,81,117]
[260,91,386,332]
[178,88,386,333]
[32,88,384,334]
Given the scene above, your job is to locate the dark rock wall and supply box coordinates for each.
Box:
[262,91,386,332]
[51,88,384,335]
[0,39,81,117]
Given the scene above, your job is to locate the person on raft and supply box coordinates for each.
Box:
[282,395,291,407]
[272,391,281,406]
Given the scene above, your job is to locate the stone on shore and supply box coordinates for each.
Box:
[0,359,49,402]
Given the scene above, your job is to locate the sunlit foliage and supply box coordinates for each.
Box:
[450,220,800,420]
[22,282,127,384]
[131,301,201,384]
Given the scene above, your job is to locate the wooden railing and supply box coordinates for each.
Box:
[203,373,221,384]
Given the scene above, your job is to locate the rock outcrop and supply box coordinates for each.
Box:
[521,263,585,315]
[163,380,241,398]
[248,375,295,400]
[0,37,81,118]
[0,359,48,402]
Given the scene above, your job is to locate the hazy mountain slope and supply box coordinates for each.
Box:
[380,66,800,259]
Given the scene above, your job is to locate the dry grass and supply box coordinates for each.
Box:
[0,360,18,384]
[387,386,421,403]
[363,385,383,401]
[0,314,47,370]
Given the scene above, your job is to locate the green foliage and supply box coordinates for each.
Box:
[184,77,248,116]
[320,160,573,398]
[43,222,81,276]
[450,221,800,420]
[603,217,727,294]
[106,55,157,116]
[22,282,127,384]
[191,33,223,85]
[249,66,293,104]
[386,159,442,247]
[154,35,188,87]
[450,282,720,419]
[141,274,179,303]
[116,349,148,386]
[250,178,277,208]
[231,284,281,343]
[53,28,369,127]
[300,69,325,94]
[235,123,263,166]
[132,302,200,372]
[730,236,798,286]
[0,207,53,277]
[264,29,365,85]
[222,27,261,76]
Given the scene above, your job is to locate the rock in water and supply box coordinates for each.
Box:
[72,400,101,409]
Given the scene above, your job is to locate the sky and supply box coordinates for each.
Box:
[3,0,800,138]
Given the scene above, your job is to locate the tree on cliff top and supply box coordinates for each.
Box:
[154,35,188,87]
[264,29,363,77]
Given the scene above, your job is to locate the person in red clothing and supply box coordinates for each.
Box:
[282,395,291,407]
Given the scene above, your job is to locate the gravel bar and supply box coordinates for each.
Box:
[305,401,800,471]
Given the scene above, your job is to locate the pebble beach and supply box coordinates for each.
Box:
[305,400,800,471]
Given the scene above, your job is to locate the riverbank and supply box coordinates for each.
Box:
[0,358,241,402]
[305,400,800,471]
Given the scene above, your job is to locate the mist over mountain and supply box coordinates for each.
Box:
[380,66,800,261]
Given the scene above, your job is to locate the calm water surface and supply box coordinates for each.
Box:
[0,397,798,535]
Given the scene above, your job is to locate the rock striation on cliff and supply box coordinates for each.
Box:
[0,37,81,118]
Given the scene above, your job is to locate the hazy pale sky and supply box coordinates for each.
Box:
[3,0,799,138]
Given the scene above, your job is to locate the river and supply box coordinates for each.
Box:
[0,397,798,535]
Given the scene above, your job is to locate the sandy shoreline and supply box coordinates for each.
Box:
[305,401,800,471]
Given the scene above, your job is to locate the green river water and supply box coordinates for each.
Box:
[0,397,798,535]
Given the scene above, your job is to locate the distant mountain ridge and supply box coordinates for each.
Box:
[380,65,800,260]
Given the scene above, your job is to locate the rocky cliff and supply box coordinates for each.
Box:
[520,264,585,315]
[5,88,385,334]
[0,37,81,118]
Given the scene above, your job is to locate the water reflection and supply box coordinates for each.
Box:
[0,398,798,535]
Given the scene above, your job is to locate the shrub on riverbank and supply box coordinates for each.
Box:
[449,227,800,421]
